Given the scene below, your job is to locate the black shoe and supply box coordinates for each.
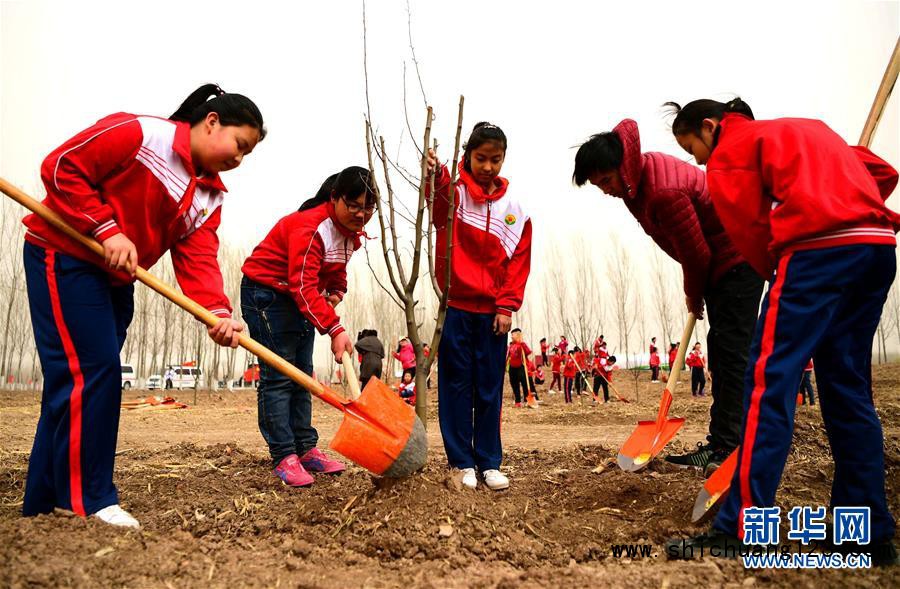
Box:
[665,530,746,560]
[665,442,715,468]
[703,448,732,478]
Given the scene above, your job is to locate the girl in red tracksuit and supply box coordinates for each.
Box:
[549,348,563,392]
[685,342,707,397]
[426,122,532,491]
[21,84,265,528]
[649,337,661,382]
[562,352,577,404]
[241,167,378,488]
[664,98,899,562]
[668,343,678,372]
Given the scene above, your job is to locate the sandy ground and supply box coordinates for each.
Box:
[1,367,899,588]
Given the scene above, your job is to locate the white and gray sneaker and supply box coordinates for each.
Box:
[460,467,478,490]
[93,504,140,529]
[482,469,509,491]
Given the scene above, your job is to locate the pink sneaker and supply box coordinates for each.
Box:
[300,448,346,475]
[274,454,314,487]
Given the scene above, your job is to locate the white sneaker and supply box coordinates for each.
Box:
[549,389,557,395]
[460,467,478,490]
[482,469,509,491]
[93,504,140,529]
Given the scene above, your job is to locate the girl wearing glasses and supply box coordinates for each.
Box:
[241,166,378,487]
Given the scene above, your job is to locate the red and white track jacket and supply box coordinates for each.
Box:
[24,112,233,317]
[431,164,532,316]
[241,202,361,338]
[686,350,706,369]
[708,113,900,277]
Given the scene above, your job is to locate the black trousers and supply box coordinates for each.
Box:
[704,262,764,451]
[508,365,529,403]
[691,367,707,395]
[593,376,609,402]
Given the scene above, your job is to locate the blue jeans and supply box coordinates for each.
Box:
[240,277,318,465]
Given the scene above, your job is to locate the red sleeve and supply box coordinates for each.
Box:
[651,189,711,304]
[495,218,533,316]
[431,164,455,230]
[40,116,142,241]
[287,228,343,337]
[523,344,532,357]
[852,146,899,200]
[170,207,231,317]
[324,266,348,300]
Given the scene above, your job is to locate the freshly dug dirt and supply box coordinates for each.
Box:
[1,367,899,587]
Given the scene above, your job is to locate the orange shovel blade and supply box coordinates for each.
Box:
[617,387,684,472]
[328,377,426,477]
[691,447,739,523]
[616,417,686,472]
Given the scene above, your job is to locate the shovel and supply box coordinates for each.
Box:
[691,446,739,523]
[617,314,695,472]
[1,178,427,479]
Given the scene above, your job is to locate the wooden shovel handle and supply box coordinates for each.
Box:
[664,313,697,395]
[859,37,900,148]
[341,351,361,400]
[0,177,340,408]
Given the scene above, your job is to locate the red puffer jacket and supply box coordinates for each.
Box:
[613,119,746,304]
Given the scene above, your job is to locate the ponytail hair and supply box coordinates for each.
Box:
[170,83,266,140]
[663,97,754,136]
[462,122,508,172]
[298,166,380,212]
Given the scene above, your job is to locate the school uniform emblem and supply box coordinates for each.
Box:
[504,214,517,226]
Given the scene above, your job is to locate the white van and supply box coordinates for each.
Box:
[121,364,138,390]
[171,366,203,389]
[145,374,162,390]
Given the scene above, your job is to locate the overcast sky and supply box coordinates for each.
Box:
[2,0,899,360]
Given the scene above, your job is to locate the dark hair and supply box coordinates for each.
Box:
[170,83,266,140]
[572,132,623,186]
[669,343,677,350]
[573,346,581,352]
[511,328,522,334]
[540,337,546,342]
[663,97,754,136]
[298,166,379,212]
[463,122,507,172]
[552,347,559,352]
[608,355,617,363]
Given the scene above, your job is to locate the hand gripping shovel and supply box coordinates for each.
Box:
[617,314,695,472]
[0,178,427,479]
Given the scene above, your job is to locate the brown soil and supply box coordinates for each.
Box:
[1,367,899,588]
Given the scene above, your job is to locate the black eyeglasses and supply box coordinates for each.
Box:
[341,197,377,215]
